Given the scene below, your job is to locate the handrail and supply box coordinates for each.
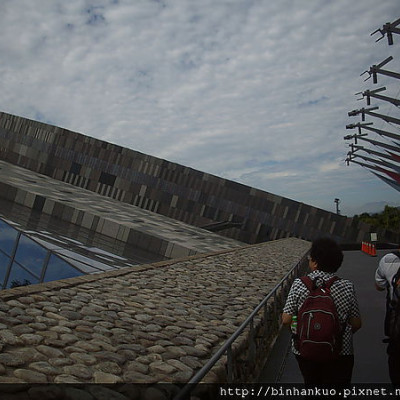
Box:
[174,250,309,400]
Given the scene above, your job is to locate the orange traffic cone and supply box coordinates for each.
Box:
[371,243,377,257]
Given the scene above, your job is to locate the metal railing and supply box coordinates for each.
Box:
[174,251,310,400]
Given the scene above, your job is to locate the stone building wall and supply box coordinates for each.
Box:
[0,111,397,245]
[0,238,310,399]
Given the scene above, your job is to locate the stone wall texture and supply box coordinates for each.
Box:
[0,238,310,399]
[1,111,397,245]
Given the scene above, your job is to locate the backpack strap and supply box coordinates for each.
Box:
[324,276,340,289]
[300,276,314,291]
[391,265,400,303]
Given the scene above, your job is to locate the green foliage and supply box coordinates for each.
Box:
[353,206,400,233]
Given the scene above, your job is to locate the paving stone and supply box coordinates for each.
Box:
[36,345,65,359]
[94,361,122,375]
[14,369,47,383]
[48,358,74,367]
[28,322,47,331]
[35,316,58,326]
[20,334,44,346]
[93,351,125,365]
[29,362,60,375]
[37,331,58,340]
[63,364,93,380]
[0,303,10,312]
[69,353,97,366]
[60,334,79,344]
[9,348,46,363]
[43,306,59,313]
[49,325,72,334]
[59,311,82,320]
[125,361,149,375]
[71,341,101,352]
[43,338,66,348]
[9,307,25,317]
[179,356,203,369]
[90,340,116,352]
[92,371,122,384]
[75,325,94,334]
[6,300,25,308]
[149,361,176,375]
[135,354,162,365]
[11,324,34,335]
[116,349,137,361]
[0,330,21,345]
[0,353,26,367]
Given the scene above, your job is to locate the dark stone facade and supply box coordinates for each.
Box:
[0,111,396,244]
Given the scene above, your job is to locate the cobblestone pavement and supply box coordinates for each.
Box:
[0,238,309,391]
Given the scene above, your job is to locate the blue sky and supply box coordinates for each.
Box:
[0,0,399,216]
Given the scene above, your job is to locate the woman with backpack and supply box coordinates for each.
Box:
[282,237,362,384]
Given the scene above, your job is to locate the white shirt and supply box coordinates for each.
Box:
[375,252,400,300]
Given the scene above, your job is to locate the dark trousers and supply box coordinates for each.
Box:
[388,353,400,385]
[296,355,354,384]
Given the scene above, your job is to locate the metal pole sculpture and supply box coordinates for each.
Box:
[344,133,400,153]
[346,157,400,193]
[348,144,400,163]
[345,17,400,193]
[346,122,400,143]
[356,87,400,107]
[361,56,400,84]
[348,107,400,126]
[371,17,400,45]
[348,152,400,176]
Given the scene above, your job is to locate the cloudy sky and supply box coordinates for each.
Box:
[1,1,399,216]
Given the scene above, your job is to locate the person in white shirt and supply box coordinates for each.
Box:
[375,248,400,384]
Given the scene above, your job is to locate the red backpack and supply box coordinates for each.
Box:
[295,276,342,361]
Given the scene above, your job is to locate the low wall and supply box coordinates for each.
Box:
[0,238,310,399]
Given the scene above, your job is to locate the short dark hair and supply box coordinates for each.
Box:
[310,237,343,273]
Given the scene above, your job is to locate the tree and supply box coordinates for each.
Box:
[354,206,400,233]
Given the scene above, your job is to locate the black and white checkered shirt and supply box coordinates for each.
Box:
[283,270,361,356]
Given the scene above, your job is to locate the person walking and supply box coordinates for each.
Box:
[375,246,400,384]
[282,237,362,384]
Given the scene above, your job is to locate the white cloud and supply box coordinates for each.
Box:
[0,0,399,215]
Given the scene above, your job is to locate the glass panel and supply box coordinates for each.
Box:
[6,262,39,289]
[86,247,127,260]
[59,257,99,274]
[0,219,19,256]
[31,236,64,252]
[0,252,10,288]
[43,254,83,282]
[55,249,113,271]
[15,235,48,278]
